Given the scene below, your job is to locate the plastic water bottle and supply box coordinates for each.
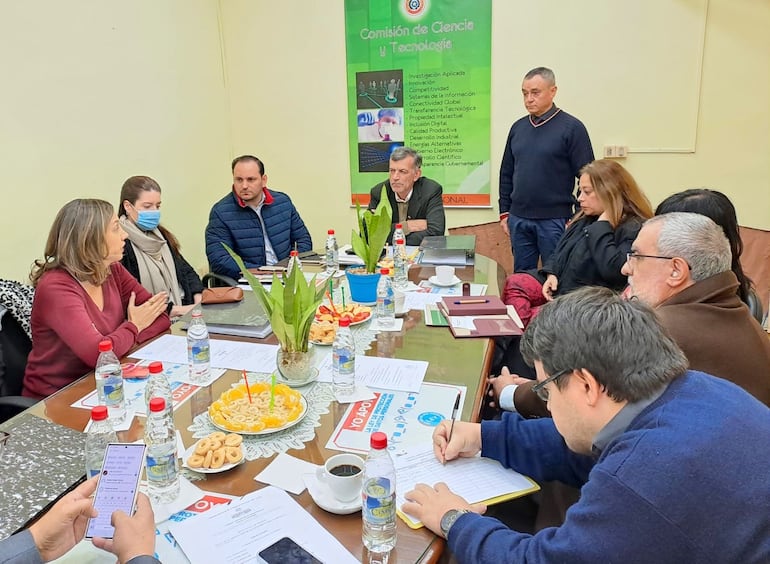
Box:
[393,238,408,290]
[187,310,210,384]
[95,340,126,425]
[362,431,397,554]
[393,223,405,247]
[332,317,355,398]
[84,405,118,478]
[287,249,303,272]
[144,397,180,503]
[325,229,339,274]
[376,268,395,327]
[144,361,172,416]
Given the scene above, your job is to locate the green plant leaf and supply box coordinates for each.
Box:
[222,244,323,352]
[351,184,392,273]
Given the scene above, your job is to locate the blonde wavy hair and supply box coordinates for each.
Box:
[30,199,116,287]
[573,159,653,228]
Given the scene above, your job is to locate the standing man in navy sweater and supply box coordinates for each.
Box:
[403,287,770,563]
[499,67,594,271]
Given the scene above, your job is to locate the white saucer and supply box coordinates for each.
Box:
[182,443,244,474]
[428,275,461,287]
[303,473,362,515]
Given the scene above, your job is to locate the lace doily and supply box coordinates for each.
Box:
[351,321,377,354]
[188,373,335,461]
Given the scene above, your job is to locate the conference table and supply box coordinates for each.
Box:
[14,254,506,563]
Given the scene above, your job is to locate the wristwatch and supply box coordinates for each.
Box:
[440,508,470,538]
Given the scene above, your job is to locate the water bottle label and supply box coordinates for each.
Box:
[190,344,210,363]
[103,382,124,406]
[146,452,178,482]
[363,478,395,524]
[333,352,355,373]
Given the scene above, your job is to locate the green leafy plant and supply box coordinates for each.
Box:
[351,184,393,273]
[224,244,324,353]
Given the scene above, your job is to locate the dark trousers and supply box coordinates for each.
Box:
[508,215,568,271]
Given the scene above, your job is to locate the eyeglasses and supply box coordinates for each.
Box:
[532,369,573,402]
[626,251,676,263]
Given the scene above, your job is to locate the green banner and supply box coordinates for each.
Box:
[345,0,492,207]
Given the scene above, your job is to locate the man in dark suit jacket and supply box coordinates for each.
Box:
[367,147,445,246]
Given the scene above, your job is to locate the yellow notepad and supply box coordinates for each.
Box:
[393,446,540,529]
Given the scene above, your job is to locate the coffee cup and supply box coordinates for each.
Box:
[316,453,364,502]
[435,265,455,285]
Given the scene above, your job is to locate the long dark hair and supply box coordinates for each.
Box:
[655,189,752,303]
[119,175,181,255]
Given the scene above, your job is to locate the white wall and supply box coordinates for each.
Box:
[0,0,767,283]
[0,0,231,281]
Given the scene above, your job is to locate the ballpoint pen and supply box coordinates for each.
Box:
[446,392,461,459]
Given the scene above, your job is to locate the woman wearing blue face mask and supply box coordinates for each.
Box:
[119,176,203,318]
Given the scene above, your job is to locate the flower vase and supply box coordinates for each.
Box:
[275,344,318,387]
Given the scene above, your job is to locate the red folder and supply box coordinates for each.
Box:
[440,296,508,316]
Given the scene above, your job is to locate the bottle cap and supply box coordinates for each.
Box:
[395,223,403,229]
[191,309,202,318]
[98,340,113,352]
[91,405,108,421]
[148,397,166,412]
[338,317,351,327]
[370,431,387,449]
[380,268,390,275]
[149,361,163,374]
[328,229,335,235]
[395,238,405,245]
[290,250,299,256]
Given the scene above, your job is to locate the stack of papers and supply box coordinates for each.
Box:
[394,445,540,528]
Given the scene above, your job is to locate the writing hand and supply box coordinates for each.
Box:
[432,420,482,464]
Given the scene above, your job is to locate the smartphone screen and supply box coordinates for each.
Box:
[258,537,322,564]
[85,443,146,539]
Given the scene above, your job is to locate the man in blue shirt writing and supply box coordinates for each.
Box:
[404,286,770,563]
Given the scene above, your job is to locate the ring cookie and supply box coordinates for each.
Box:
[224,433,242,447]
[186,431,243,471]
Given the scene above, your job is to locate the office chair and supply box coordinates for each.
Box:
[0,313,37,422]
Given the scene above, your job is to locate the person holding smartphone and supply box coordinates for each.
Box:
[0,477,159,563]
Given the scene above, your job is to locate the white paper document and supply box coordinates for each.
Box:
[168,486,358,564]
[132,334,279,373]
[394,445,539,527]
[316,354,427,392]
[254,452,320,494]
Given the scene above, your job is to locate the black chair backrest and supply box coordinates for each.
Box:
[0,313,32,397]
[746,288,764,325]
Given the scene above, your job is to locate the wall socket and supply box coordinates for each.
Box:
[603,145,629,158]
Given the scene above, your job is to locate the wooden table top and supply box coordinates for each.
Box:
[19,255,505,563]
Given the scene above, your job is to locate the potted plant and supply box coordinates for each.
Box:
[224,244,324,385]
[347,184,392,303]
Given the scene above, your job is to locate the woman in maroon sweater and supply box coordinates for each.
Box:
[23,199,170,399]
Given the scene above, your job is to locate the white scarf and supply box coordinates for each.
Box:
[119,217,183,306]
